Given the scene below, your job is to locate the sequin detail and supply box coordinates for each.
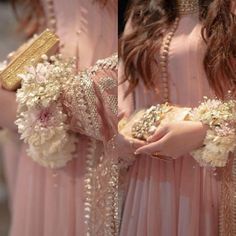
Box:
[219,153,236,236]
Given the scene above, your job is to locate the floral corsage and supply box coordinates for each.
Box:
[190,97,236,167]
[16,55,77,168]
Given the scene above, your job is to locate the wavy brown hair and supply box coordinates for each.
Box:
[120,0,236,98]
[11,0,111,38]
[11,0,45,37]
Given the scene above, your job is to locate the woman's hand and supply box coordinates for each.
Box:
[116,133,146,158]
[0,85,17,130]
[135,121,208,159]
[117,111,146,157]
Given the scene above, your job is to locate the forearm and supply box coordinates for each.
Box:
[0,89,17,131]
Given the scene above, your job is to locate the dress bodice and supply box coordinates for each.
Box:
[168,14,215,107]
[41,0,117,69]
[133,14,215,112]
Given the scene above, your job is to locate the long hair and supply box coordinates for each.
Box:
[11,0,45,37]
[11,0,111,38]
[120,0,236,98]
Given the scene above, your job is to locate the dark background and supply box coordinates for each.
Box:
[119,0,130,35]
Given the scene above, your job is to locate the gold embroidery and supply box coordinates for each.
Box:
[177,0,199,15]
[63,53,118,139]
[83,55,118,235]
[84,138,98,234]
[70,54,118,235]
[77,73,102,139]
[219,154,236,236]
[97,76,118,116]
[98,76,117,91]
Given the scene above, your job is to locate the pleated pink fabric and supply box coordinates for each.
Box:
[119,14,220,236]
[8,1,118,236]
[2,132,21,205]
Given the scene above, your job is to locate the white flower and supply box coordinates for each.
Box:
[16,55,77,168]
[190,98,236,167]
[0,61,7,72]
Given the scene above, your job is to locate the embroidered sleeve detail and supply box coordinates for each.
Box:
[16,54,118,168]
[62,53,118,141]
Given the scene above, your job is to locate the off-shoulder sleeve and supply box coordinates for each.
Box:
[62,54,118,142]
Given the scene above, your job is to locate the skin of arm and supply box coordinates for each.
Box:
[0,85,17,131]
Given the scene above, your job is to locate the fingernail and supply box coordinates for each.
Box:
[134,151,139,155]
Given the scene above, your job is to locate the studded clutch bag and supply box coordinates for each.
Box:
[0,29,59,91]
[119,104,191,141]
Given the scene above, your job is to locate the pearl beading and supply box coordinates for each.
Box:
[159,0,199,103]
[45,0,57,32]
[44,0,83,61]
[159,17,180,103]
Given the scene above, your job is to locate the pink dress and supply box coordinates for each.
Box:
[119,14,221,236]
[1,132,21,205]
[9,1,118,236]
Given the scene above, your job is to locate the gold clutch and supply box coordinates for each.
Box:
[0,29,60,91]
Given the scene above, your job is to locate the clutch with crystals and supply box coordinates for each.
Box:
[119,98,236,168]
[119,104,191,141]
[0,29,59,91]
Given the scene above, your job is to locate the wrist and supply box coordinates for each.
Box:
[196,122,208,148]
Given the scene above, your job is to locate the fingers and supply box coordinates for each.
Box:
[147,125,168,142]
[116,134,146,157]
[128,138,146,149]
[135,135,168,155]
[152,155,173,162]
